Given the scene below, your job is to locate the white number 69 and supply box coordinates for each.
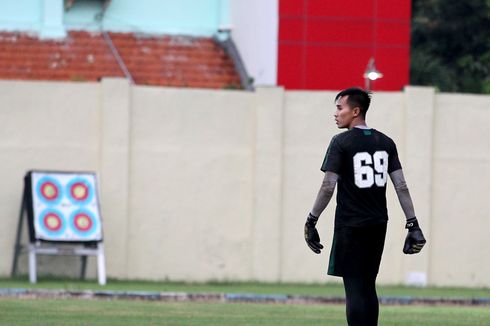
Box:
[353,151,388,188]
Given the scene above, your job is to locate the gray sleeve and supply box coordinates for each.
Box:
[310,171,339,218]
[389,169,416,220]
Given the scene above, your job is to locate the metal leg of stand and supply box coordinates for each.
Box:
[97,243,106,285]
[80,255,87,280]
[11,191,26,277]
[28,244,37,283]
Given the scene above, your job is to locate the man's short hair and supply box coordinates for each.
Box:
[335,87,372,118]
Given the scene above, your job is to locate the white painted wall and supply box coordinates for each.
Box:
[2,79,489,287]
[230,0,278,86]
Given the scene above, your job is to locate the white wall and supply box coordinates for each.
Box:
[429,93,490,286]
[230,0,278,86]
[1,79,489,287]
[126,86,256,281]
[0,80,100,276]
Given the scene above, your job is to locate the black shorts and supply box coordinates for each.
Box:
[327,223,387,277]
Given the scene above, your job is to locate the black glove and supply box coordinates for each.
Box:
[403,217,426,254]
[304,213,324,254]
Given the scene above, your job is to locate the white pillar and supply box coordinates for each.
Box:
[252,87,285,281]
[99,78,131,279]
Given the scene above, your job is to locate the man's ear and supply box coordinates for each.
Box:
[352,107,361,117]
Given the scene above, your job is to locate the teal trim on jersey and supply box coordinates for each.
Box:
[363,130,372,136]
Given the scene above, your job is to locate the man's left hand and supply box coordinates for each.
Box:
[403,217,426,254]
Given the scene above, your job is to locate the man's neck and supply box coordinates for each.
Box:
[353,124,370,129]
[349,120,369,129]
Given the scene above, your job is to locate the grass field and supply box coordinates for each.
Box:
[1,298,490,325]
[0,278,489,325]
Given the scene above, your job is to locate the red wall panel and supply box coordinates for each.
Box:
[277,0,412,91]
[306,19,374,44]
[373,47,410,91]
[377,0,411,19]
[304,45,369,90]
[307,0,374,18]
[279,17,304,41]
[279,0,305,15]
[278,44,304,89]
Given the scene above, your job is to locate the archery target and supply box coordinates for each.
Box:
[30,171,102,242]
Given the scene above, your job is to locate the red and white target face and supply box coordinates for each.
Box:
[73,213,93,232]
[32,172,102,241]
[70,182,89,201]
[43,213,62,231]
[41,182,59,201]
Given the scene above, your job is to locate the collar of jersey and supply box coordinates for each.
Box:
[353,125,372,130]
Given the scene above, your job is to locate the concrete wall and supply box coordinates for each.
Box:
[1,79,489,287]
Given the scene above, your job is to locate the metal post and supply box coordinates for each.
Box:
[11,190,26,277]
[365,77,372,91]
[80,255,88,280]
[28,243,37,283]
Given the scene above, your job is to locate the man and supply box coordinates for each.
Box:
[304,87,426,326]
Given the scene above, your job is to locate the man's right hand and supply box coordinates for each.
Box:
[403,217,426,254]
[304,213,324,254]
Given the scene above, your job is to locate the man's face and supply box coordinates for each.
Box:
[334,95,356,129]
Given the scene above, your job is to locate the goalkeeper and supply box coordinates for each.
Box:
[304,87,426,326]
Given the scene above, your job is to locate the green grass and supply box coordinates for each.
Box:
[1,277,490,299]
[0,278,489,325]
[0,298,489,326]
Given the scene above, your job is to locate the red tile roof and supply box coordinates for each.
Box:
[0,31,242,89]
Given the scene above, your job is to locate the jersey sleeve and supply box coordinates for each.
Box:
[388,141,402,173]
[321,136,343,173]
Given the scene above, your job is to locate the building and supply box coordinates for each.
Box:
[0,0,411,91]
[0,0,243,89]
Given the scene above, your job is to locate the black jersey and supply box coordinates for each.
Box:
[321,128,402,227]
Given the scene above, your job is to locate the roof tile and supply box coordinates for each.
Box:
[0,31,241,89]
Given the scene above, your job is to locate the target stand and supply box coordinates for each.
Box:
[11,171,106,285]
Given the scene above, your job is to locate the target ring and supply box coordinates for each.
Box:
[41,182,58,200]
[74,213,93,231]
[38,209,66,236]
[71,182,89,201]
[66,178,94,205]
[70,209,98,237]
[44,213,62,231]
[36,177,62,205]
